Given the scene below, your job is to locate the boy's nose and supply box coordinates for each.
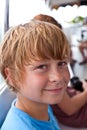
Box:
[49,69,62,82]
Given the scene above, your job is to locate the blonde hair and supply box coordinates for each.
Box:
[0,20,70,91]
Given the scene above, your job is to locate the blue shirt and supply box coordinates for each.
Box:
[1,100,60,130]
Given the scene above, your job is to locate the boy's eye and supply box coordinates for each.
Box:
[58,61,68,67]
[36,64,47,70]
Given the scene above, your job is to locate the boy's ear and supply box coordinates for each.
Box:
[5,68,13,86]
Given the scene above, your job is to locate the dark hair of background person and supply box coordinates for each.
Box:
[33,14,62,29]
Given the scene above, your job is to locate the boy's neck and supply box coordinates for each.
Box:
[15,95,49,121]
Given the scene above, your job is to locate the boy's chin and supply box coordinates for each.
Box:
[48,98,64,105]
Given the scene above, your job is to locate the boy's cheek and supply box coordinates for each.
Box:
[64,72,70,85]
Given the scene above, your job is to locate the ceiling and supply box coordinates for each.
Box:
[45,0,87,9]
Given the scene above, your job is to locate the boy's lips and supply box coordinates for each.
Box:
[44,87,63,94]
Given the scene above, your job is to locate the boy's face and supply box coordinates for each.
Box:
[18,59,70,105]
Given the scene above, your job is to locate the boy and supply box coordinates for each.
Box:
[0,20,70,130]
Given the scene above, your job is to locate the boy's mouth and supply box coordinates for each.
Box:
[43,87,63,94]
